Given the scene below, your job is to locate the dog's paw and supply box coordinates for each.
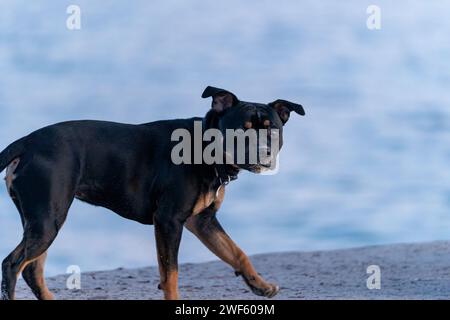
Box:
[263,283,280,298]
[239,273,280,298]
[249,283,279,298]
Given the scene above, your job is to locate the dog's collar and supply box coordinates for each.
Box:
[213,165,239,197]
[214,165,239,186]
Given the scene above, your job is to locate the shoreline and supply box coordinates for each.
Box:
[15,241,450,299]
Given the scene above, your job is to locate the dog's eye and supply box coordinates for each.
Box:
[244,121,253,129]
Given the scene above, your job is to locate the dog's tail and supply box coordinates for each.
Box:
[0,137,27,173]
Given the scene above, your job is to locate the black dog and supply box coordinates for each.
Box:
[0,86,304,300]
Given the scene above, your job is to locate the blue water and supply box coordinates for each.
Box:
[1,0,450,276]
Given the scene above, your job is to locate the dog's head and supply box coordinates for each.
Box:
[202,86,305,173]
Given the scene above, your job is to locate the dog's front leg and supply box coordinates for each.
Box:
[185,210,279,298]
[154,214,184,300]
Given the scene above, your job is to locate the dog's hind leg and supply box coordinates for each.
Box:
[3,187,54,299]
[22,252,53,300]
[1,162,75,300]
[1,241,25,300]
[1,216,62,300]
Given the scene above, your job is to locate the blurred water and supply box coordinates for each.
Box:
[1,0,450,276]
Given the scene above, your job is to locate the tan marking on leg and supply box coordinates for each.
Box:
[158,269,179,300]
[22,252,54,300]
[154,219,182,300]
[3,250,50,300]
[5,158,20,197]
[17,257,38,276]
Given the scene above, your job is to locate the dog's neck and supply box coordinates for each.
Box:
[201,114,240,187]
[207,164,239,198]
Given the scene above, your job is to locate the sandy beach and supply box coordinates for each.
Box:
[14,241,450,300]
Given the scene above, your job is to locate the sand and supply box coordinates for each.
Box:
[14,241,450,300]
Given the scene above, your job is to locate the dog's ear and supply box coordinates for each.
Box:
[268,99,305,124]
[202,86,239,112]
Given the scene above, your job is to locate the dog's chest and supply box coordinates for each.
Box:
[192,185,224,215]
